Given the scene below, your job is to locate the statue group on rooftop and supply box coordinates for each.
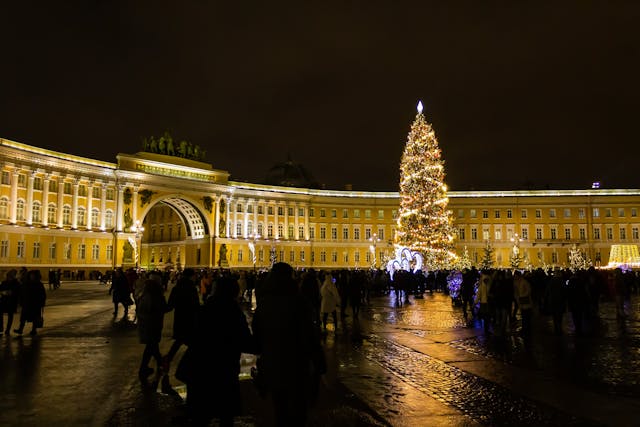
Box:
[141,131,206,162]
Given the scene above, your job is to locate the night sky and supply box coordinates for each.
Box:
[2,2,639,191]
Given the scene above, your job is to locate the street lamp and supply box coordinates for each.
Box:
[130,220,144,269]
[369,232,381,269]
[247,233,260,270]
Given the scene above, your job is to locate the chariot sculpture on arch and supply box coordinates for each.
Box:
[141,131,207,161]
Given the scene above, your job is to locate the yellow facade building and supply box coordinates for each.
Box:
[1,137,639,277]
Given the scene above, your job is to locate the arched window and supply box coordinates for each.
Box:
[63,205,71,225]
[257,222,264,237]
[105,210,114,228]
[16,199,25,221]
[0,197,8,219]
[77,207,86,226]
[48,204,57,224]
[91,208,100,228]
[32,201,41,223]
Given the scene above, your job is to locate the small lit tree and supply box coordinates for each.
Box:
[480,241,495,270]
[568,244,591,271]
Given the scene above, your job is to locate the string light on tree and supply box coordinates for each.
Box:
[395,101,456,270]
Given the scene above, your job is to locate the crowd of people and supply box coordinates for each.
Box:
[0,267,46,336]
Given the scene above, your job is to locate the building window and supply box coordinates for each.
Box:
[106,245,113,260]
[77,207,86,227]
[470,209,477,218]
[344,252,349,263]
[550,228,557,240]
[238,250,243,262]
[32,202,41,223]
[564,228,571,240]
[287,207,294,216]
[631,208,637,217]
[92,186,100,198]
[482,210,489,219]
[60,206,70,225]
[457,209,464,218]
[0,240,8,258]
[564,208,571,218]
[495,229,502,240]
[343,228,349,240]
[506,209,512,219]
[258,249,264,262]
[535,209,542,218]
[16,200,25,221]
[605,208,612,218]
[377,210,384,219]
[63,182,72,194]
[268,206,274,215]
[288,225,294,239]
[520,209,527,219]
[342,209,348,218]
[482,229,489,240]
[354,251,360,263]
[551,252,558,264]
[471,228,477,240]
[354,228,360,240]
[278,206,284,216]
[258,223,264,236]
[365,228,372,240]
[494,210,500,219]
[236,203,243,213]
[331,251,337,263]
[320,227,326,239]
[578,208,585,219]
[331,209,337,218]
[49,243,56,259]
[236,222,242,237]
[32,242,41,259]
[365,209,372,219]
[536,228,542,239]
[366,252,371,263]
[309,227,315,239]
[0,197,8,219]
[632,227,639,240]
[300,250,305,262]
[49,180,57,192]
[606,227,613,240]
[18,174,26,188]
[618,208,625,217]
[331,227,337,240]
[278,224,284,238]
[34,177,42,190]
[257,205,264,215]
[309,208,315,217]
[593,228,601,239]
[549,209,556,218]
[620,227,627,240]
[521,228,528,239]
[579,228,586,240]
[378,228,384,240]
[298,207,304,217]
[319,209,325,218]
[92,244,100,260]
[78,185,87,197]
[1,171,9,185]
[298,226,304,239]
[90,209,99,228]
[105,210,114,228]
[458,228,466,240]
[320,251,326,263]
[77,243,85,260]
[593,208,600,218]
[17,241,25,258]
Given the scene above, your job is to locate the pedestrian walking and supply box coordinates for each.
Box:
[252,263,326,426]
[183,276,253,427]
[14,270,46,336]
[320,273,340,331]
[136,276,168,382]
[513,270,533,337]
[109,268,133,319]
[0,269,20,335]
[163,268,200,369]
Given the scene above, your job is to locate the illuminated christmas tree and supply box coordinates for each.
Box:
[396,101,455,269]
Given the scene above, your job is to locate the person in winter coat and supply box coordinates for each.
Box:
[320,274,341,331]
[185,276,253,427]
[164,268,200,368]
[0,269,20,335]
[109,268,132,319]
[475,270,493,334]
[545,270,567,335]
[14,270,46,336]
[513,270,533,337]
[136,277,168,381]
[252,263,326,427]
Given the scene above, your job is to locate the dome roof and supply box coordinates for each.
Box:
[264,156,321,189]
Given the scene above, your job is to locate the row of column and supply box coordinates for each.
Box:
[8,169,111,231]
[213,196,310,240]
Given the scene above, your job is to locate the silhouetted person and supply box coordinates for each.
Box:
[163,268,200,369]
[0,269,20,335]
[545,270,567,335]
[513,270,533,336]
[109,268,132,319]
[136,277,167,381]
[300,269,321,331]
[14,270,46,336]
[185,276,253,427]
[320,274,340,331]
[461,268,477,319]
[252,263,326,426]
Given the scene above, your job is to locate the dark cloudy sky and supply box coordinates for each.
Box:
[1,2,639,191]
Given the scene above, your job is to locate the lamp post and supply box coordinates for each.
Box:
[369,232,381,269]
[247,233,260,270]
[130,220,144,270]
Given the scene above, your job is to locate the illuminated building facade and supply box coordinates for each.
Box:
[1,137,639,276]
